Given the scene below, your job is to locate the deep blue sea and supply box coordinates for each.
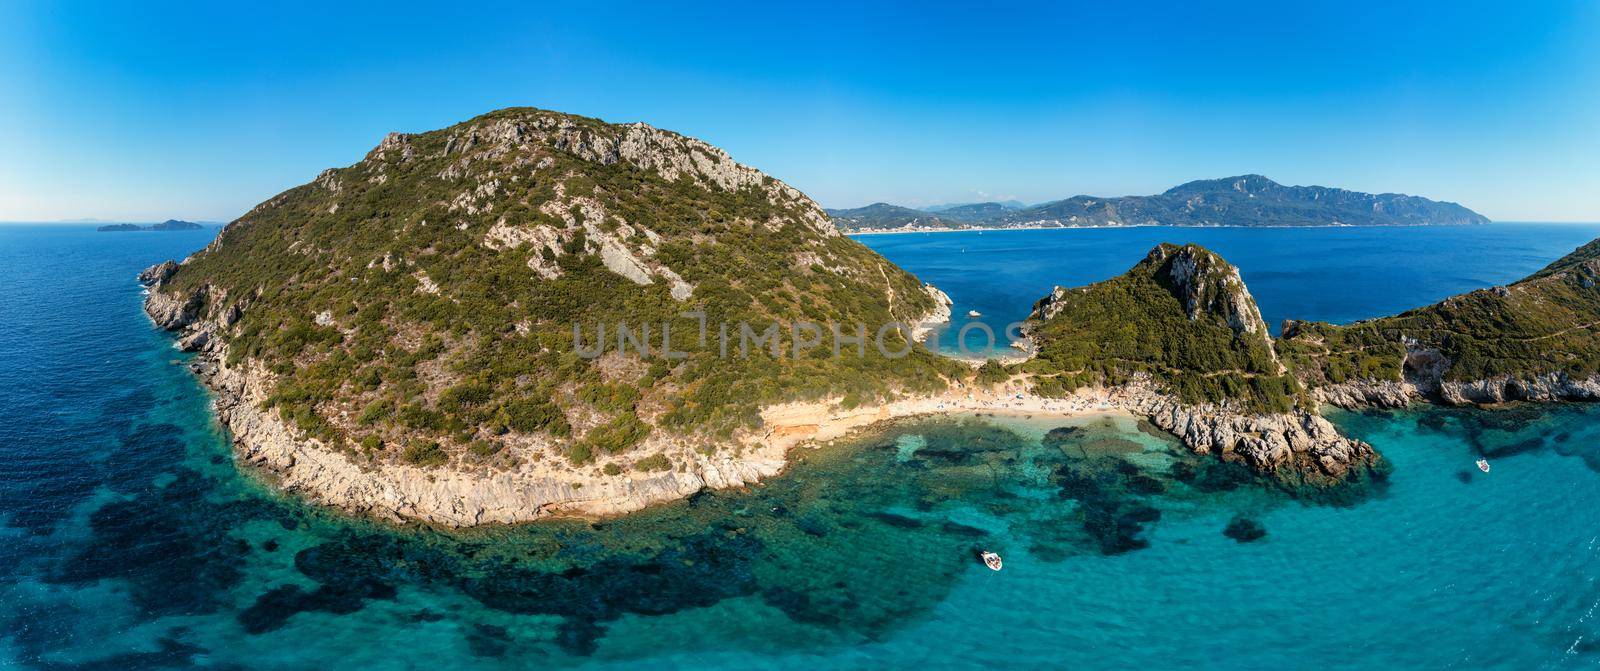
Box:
[5,222,1600,670]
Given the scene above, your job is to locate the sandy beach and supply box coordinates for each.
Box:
[757,381,1124,453]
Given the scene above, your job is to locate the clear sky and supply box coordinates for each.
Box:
[2,1,1597,222]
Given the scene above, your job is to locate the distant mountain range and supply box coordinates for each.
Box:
[826,175,1490,232]
[97,219,206,232]
[924,200,1027,213]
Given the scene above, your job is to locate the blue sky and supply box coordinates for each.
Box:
[2,1,1597,222]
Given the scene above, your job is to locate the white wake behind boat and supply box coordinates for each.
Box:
[1477,458,1491,473]
[980,551,1003,571]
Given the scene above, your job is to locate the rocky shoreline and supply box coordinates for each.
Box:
[145,273,799,527]
[144,264,1380,528]
[1117,386,1381,486]
[1310,372,1600,410]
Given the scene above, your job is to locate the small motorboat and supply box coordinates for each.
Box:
[1477,458,1491,473]
[967,310,982,318]
[980,551,1003,571]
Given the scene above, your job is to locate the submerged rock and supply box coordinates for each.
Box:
[1222,516,1267,543]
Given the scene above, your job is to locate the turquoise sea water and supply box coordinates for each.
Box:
[4,222,1600,669]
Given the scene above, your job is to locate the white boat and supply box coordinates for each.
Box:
[980,551,1003,571]
[1477,458,1491,473]
[967,310,982,318]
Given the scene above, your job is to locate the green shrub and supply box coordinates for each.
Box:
[501,397,570,436]
[580,412,651,455]
[635,453,672,472]
[402,440,448,467]
[467,440,502,458]
[565,442,594,466]
[357,399,392,425]
[975,360,1010,386]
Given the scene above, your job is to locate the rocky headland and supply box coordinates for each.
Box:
[1282,239,1600,411]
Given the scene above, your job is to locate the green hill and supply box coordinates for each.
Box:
[1283,236,1600,402]
[1022,243,1299,412]
[824,202,965,232]
[145,107,960,471]
[1017,243,1381,490]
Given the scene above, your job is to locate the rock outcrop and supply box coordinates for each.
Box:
[1435,372,1600,405]
[911,284,953,341]
[1119,384,1379,483]
[144,283,206,331]
[1157,244,1269,338]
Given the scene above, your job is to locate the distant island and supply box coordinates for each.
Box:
[98,219,204,232]
[827,175,1490,233]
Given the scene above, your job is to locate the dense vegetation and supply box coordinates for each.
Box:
[1022,243,1302,413]
[1284,239,1600,385]
[161,107,963,471]
[1277,320,1405,386]
[828,174,1488,231]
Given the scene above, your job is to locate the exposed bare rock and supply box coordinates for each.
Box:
[911,284,953,342]
[138,260,179,286]
[143,283,207,331]
[1115,382,1381,483]
[1150,243,1272,347]
[1027,285,1074,323]
[1436,372,1600,405]
[591,229,655,285]
[176,328,213,353]
[484,221,564,279]
[1312,379,1419,409]
[413,271,440,295]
